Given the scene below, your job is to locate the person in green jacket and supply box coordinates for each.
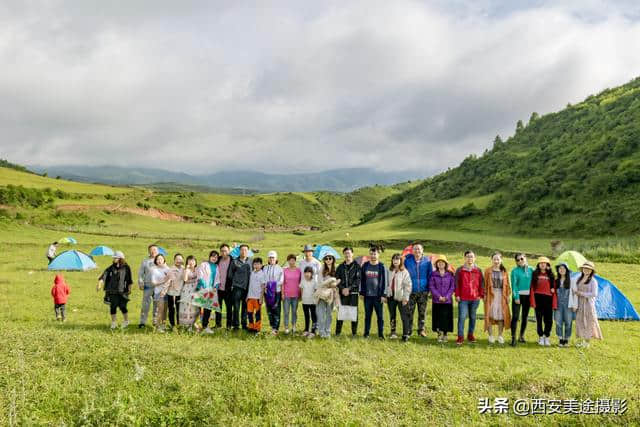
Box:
[509,253,534,346]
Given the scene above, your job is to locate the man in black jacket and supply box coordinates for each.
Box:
[229,244,252,330]
[335,247,361,336]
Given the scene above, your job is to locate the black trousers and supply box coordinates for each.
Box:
[388,299,412,337]
[364,296,384,337]
[534,294,553,337]
[231,287,248,329]
[336,293,358,336]
[302,304,317,333]
[510,295,531,338]
[109,294,128,315]
[166,295,180,327]
[266,292,282,331]
[215,288,233,328]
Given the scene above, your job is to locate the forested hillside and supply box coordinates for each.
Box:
[363,77,640,235]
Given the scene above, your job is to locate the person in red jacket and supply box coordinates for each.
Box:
[529,256,556,347]
[51,274,70,321]
[455,251,484,345]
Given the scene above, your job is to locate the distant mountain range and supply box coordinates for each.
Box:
[28,165,422,192]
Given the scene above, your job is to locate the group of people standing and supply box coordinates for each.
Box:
[94,242,603,348]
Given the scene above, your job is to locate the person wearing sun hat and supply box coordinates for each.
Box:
[529,256,556,346]
[299,244,322,283]
[97,251,133,330]
[428,254,455,343]
[570,261,602,347]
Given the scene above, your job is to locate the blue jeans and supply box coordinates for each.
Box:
[457,299,480,337]
[283,297,298,329]
[555,304,574,339]
[316,300,333,338]
[364,296,384,337]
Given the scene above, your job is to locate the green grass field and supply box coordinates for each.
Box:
[2,168,639,425]
[2,217,639,425]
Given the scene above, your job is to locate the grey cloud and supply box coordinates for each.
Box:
[1,0,639,175]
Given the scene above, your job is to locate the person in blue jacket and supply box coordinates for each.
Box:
[404,243,432,337]
[360,245,387,339]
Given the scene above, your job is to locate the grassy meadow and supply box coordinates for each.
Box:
[1,168,639,425]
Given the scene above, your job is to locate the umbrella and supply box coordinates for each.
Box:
[157,246,168,256]
[59,237,77,244]
[313,245,341,260]
[230,246,254,259]
[48,250,97,271]
[556,251,588,272]
[89,246,114,257]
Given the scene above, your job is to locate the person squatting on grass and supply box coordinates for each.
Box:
[404,243,432,338]
[97,251,133,330]
[335,247,361,337]
[300,266,318,337]
[360,246,387,339]
[529,257,556,347]
[264,251,284,335]
[509,253,533,346]
[246,257,266,333]
[386,253,413,342]
[51,274,70,322]
[455,251,484,345]
[282,254,302,335]
[554,262,574,347]
[428,255,455,343]
[482,252,512,345]
[138,244,159,328]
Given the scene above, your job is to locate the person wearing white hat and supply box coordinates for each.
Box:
[97,251,133,329]
[264,250,284,334]
[570,261,602,347]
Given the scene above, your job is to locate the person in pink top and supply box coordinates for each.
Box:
[282,254,302,334]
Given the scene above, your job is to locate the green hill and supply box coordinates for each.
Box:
[363,77,640,236]
[0,166,411,232]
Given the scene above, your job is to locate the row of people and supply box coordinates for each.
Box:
[92,243,602,347]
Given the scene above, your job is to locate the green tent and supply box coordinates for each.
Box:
[556,250,588,272]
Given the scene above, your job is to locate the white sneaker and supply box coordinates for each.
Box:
[292,328,296,335]
[157,325,165,333]
[284,329,290,335]
[544,336,551,346]
[497,336,504,345]
[204,327,214,334]
[121,321,129,329]
[110,322,117,330]
[538,336,545,346]
[442,335,448,342]
[488,335,495,344]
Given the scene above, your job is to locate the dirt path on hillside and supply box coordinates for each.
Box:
[57,204,187,222]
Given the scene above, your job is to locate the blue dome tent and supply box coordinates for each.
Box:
[570,272,639,320]
[89,246,114,256]
[48,250,97,271]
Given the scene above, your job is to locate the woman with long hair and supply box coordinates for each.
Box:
[529,257,556,346]
[571,261,602,347]
[483,252,511,345]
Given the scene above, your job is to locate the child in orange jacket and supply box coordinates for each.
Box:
[51,274,70,321]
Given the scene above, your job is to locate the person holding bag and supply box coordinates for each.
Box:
[335,247,361,337]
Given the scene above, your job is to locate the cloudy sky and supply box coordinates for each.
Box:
[1,0,640,176]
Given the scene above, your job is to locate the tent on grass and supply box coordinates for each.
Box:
[48,250,97,271]
[89,246,114,256]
